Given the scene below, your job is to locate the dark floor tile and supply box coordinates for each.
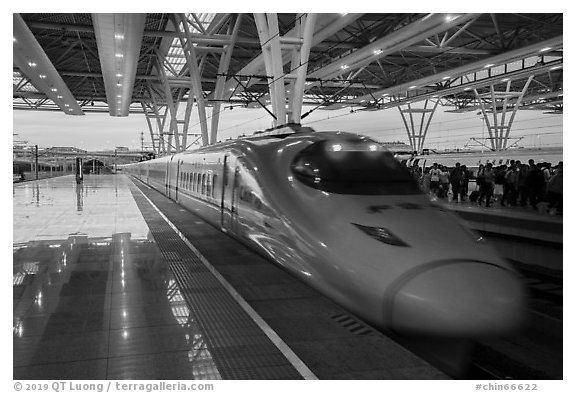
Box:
[14,359,108,380]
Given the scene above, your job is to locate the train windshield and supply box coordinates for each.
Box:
[291,140,421,195]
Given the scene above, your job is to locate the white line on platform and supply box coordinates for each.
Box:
[133,180,318,380]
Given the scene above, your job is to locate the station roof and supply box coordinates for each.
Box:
[13,13,563,116]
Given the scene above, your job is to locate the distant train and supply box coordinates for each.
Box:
[123,124,526,338]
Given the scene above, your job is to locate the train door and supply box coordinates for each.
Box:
[166,155,175,198]
[175,160,181,202]
[221,155,239,232]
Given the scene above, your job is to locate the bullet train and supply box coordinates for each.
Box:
[124,124,526,338]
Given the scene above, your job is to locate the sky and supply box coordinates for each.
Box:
[12,103,563,152]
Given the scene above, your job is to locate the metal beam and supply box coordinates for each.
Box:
[307,13,482,80]
[345,36,563,107]
[206,13,364,102]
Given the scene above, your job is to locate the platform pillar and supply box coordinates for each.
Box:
[473,75,533,151]
[209,14,243,144]
[254,13,288,126]
[398,99,440,154]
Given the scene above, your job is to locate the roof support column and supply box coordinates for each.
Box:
[398,99,440,153]
[474,75,534,151]
[140,101,158,154]
[176,13,209,146]
[155,56,180,152]
[503,75,533,149]
[287,13,317,124]
[210,14,243,144]
[146,82,167,154]
[254,13,287,126]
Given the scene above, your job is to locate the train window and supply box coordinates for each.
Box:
[212,175,217,198]
[201,174,207,195]
[291,139,421,195]
[206,174,212,197]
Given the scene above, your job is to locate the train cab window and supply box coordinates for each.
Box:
[290,139,421,195]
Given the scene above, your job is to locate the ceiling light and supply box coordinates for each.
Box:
[341,65,349,70]
[550,65,562,71]
[464,87,471,91]
[39,74,46,79]
[539,47,552,52]
[116,73,123,78]
[28,61,37,67]
[51,87,57,92]
[373,49,383,55]
[382,93,389,96]
[442,76,451,80]
[484,63,494,68]
[114,33,124,40]
[409,85,417,89]
[115,53,123,58]
[57,95,63,99]
[502,78,510,82]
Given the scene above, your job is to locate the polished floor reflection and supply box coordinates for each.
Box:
[13,175,221,379]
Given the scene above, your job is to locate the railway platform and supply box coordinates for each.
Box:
[441,199,562,272]
[13,174,447,380]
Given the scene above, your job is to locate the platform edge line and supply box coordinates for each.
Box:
[132,179,318,380]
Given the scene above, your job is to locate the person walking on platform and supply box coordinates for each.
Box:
[439,166,450,198]
[546,162,563,215]
[460,165,469,202]
[502,162,519,207]
[476,164,486,205]
[479,163,495,207]
[528,162,546,210]
[449,163,463,202]
[517,164,530,206]
[429,163,441,197]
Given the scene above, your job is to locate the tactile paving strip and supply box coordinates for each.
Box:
[129,184,303,380]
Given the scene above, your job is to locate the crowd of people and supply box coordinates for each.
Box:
[409,159,563,215]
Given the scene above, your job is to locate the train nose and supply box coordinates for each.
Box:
[388,262,526,337]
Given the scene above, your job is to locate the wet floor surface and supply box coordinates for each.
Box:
[13,175,224,379]
[13,174,448,380]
